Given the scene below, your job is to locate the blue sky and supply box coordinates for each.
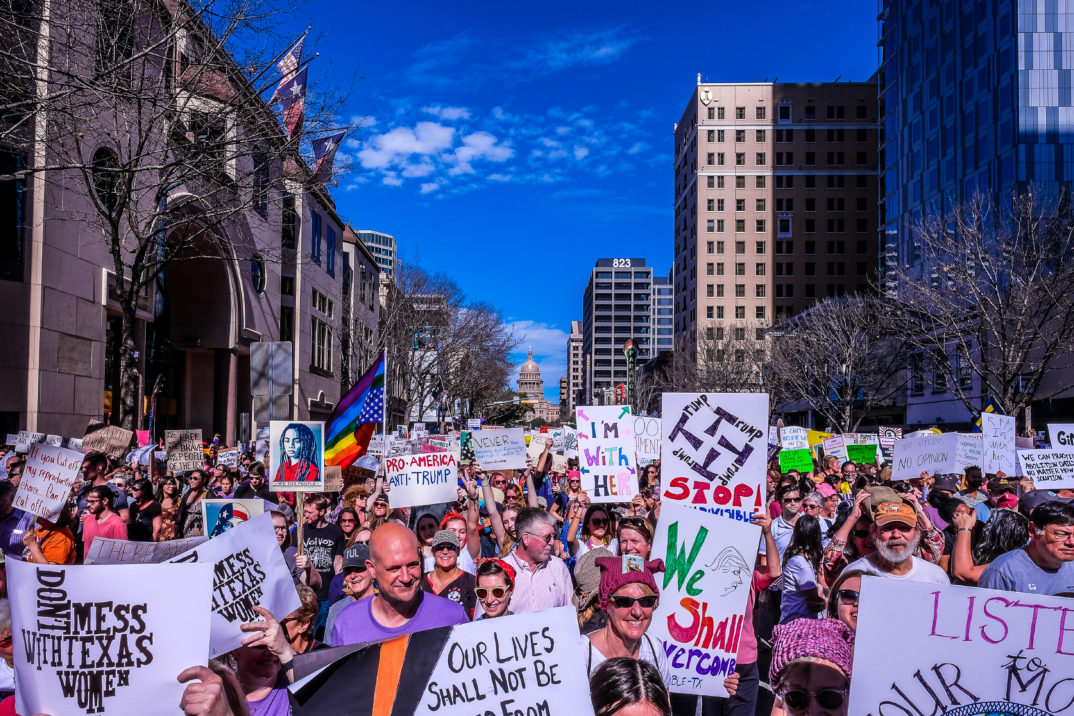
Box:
[289,1,878,399]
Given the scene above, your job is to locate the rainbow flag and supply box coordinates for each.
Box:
[325,353,385,468]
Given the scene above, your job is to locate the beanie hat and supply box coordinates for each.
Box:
[770,618,855,688]
[572,547,613,611]
[595,555,666,611]
[815,482,837,498]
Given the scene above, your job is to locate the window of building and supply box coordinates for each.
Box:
[716,283,725,297]
[755,198,766,212]
[717,306,725,319]
[281,275,295,295]
[717,198,725,211]
[735,283,745,298]
[717,130,725,142]
[735,306,745,319]
[716,262,725,275]
[717,220,725,232]
[756,130,766,142]
[756,284,766,298]
[735,262,745,276]
[735,326,746,340]
[756,152,766,165]
[707,198,715,211]
[311,211,322,264]
[707,152,715,165]
[735,219,745,233]
[756,175,765,188]
[281,193,296,249]
[777,219,791,237]
[756,219,766,232]
[805,152,816,165]
[736,129,746,142]
[736,176,746,189]
[707,219,715,232]
[735,153,745,165]
[756,262,766,275]
[805,219,816,233]
[252,153,269,215]
[778,105,791,121]
[706,306,714,319]
[707,175,715,188]
[311,289,334,374]
[805,198,816,212]
[706,262,714,276]
[280,305,294,341]
[706,284,714,298]
[707,107,715,120]
[717,152,725,165]
[756,306,765,319]
[804,105,816,119]
[756,241,766,254]
[706,240,714,253]
[736,198,746,212]
[707,130,715,142]
[716,240,725,253]
[755,106,766,119]
[706,326,714,339]
[717,107,725,119]
[717,175,725,188]
[735,106,745,119]
[326,227,336,277]
[805,262,816,276]
[735,241,746,254]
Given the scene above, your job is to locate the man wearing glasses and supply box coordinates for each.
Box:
[979,496,1074,595]
[485,507,571,615]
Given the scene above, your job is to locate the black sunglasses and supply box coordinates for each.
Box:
[782,687,847,711]
[610,594,658,609]
[851,529,870,538]
[837,589,859,605]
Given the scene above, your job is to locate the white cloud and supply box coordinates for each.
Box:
[488,173,513,182]
[573,146,589,160]
[357,122,456,170]
[627,141,649,155]
[382,175,403,186]
[423,105,472,121]
[450,132,514,175]
[420,182,440,194]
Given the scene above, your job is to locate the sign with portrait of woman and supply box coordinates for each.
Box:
[268,420,325,492]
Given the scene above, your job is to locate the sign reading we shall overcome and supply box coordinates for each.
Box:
[849,578,1074,714]
[15,444,83,520]
[660,393,768,519]
[383,451,460,508]
[168,512,300,657]
[9,559,212,716]
[649,503,760,698]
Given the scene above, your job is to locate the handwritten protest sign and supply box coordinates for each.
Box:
[846,443,878,464]
[1047,422,1074,448]
[471,427,526,470]
[383,451,460,508]
[81,422,133,458]
[324,465,344,492]
[849,578,1074,714]
[165,429,203,472]
[466,418,482,430]
[779,426,809,450]
[634,415,661,465]
[821,435,848,461]
[660,393,768,518]
[15,443,83,520]
[806,429,831,447]
[203,499,265,538]
[1016,448,1074,489]
[268,421,325,492]
[649,503,760,697]
[84,536,208,564]
[954,432,983,470]
[551,428,565,452]
[778,448,813,473]
[562,426,578,458]
[216,447,239,468]
[168,512,300,656]
[981,412,1016,474]
[891,433,959,480]
[578,437,638,503]
[9,559,212,716]
[45,434,63,446]
[577,405,633,440]
[877,425,902,460]
[290,607,594,716]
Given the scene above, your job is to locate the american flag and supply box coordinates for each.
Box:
[358,386,384,425]
[269,31,307,104]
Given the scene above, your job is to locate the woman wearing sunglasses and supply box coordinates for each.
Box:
[569,504,617,560]
[825,569,867,632]
[770,618,855,716]
[422,530,477,620]
[474,559,516,619]
[581,555,670,684]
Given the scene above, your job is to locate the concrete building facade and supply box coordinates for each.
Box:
[565,320,583,418]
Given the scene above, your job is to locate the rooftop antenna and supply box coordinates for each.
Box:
[834,75,842,82]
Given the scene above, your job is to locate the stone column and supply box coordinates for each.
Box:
[225,349,238,445]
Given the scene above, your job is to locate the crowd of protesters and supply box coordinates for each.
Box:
[0,430,1071,716]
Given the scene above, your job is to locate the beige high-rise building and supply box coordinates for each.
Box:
[566,320,583,414]
[673,78,879,358]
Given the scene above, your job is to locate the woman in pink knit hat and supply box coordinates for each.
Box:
[769,617,855,715]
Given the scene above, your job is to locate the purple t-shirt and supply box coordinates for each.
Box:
[246,688,290,716]
[331,592,468,646]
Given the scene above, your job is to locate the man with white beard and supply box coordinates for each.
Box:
[843,501,950,584]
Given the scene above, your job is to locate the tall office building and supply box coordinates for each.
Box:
[566,320,583,414]
[581,259,655,404]
[652,272,674,354]
[673,79,879,357]
[880,1,1074,279]
[357,230,397,278]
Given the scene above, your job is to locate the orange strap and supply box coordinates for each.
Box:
[371,635,409,716]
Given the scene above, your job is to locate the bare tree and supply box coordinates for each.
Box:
[889,191,1074,422]
[377,264,517,427]
[764,297,911,432]
[0,0,346,427]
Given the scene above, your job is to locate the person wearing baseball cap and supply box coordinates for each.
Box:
[421,529,477,619]
[842,501,949,584]
[323,543,374,645]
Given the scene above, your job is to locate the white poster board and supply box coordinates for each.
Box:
[577,437,638,503]
[849,578,1074,714]
[216,447,240,468]
[633,415,662,465]
[576,405,633,440]
[1047,422,1074,448]
[84,536,208,564]
[954,433,983,470]
[660,393,768,518]
[15,443,83,520]
[821,435,848,461]
[779,426,809,450]
[9,559,212,716]
[168,512,301,656]
[649,502,760,697]
[268,420,325,492]
[383,451,460,508]
[562,426,579,458]
[981,412,1016,474]
[470,427,527,470]
[891,433,960,479]
[1016,448,1074,489]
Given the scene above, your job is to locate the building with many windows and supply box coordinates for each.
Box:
[652,273,674,355]
[581,259,657,404]
[673,79,879,359]
[357,230,397,278]
[564,320,583,418]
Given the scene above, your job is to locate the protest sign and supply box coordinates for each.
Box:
[470,427,526,470]
[268,420,325,492]
[778,448,813,473]
[169,512,300,656]
[877,425,902,460]
[136,429,150,447]
[164,429,203,472]
[383,451,460,508]
[660,393,768,519]
[954,432,983,470]
[649,502,760,697]
[84,536,208,564]
[891,433,959,479]
[367,433,387,457]
[44,434,63,446]
[3,433,16,446]
[203,499,265,538]
[563,425,578,458]
[15,443,83,520]
[849,578,1074,714]
[15,430,46,453]
[9,559,212,716]
[576,404,633,440]
[65,437,83,451]
[290,606,594,716]
[466,418,482,430]
[551,428,565,452]
[846,443,877,464]
[81,422,133,458]
[821,435,848,461]
[1016,448,1074,489]
[779,426,809,450]
[981,412,1016,474]
[578,437,638,503]
[806,429,831,447]
[1047,422,1074,448]
[634,415,662,465]
[216,447,239,468]
[324,465,344,492]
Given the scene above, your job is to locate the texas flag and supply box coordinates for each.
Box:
[277,66,307,137]
[269,31,307,104]
[312,131,346,183]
